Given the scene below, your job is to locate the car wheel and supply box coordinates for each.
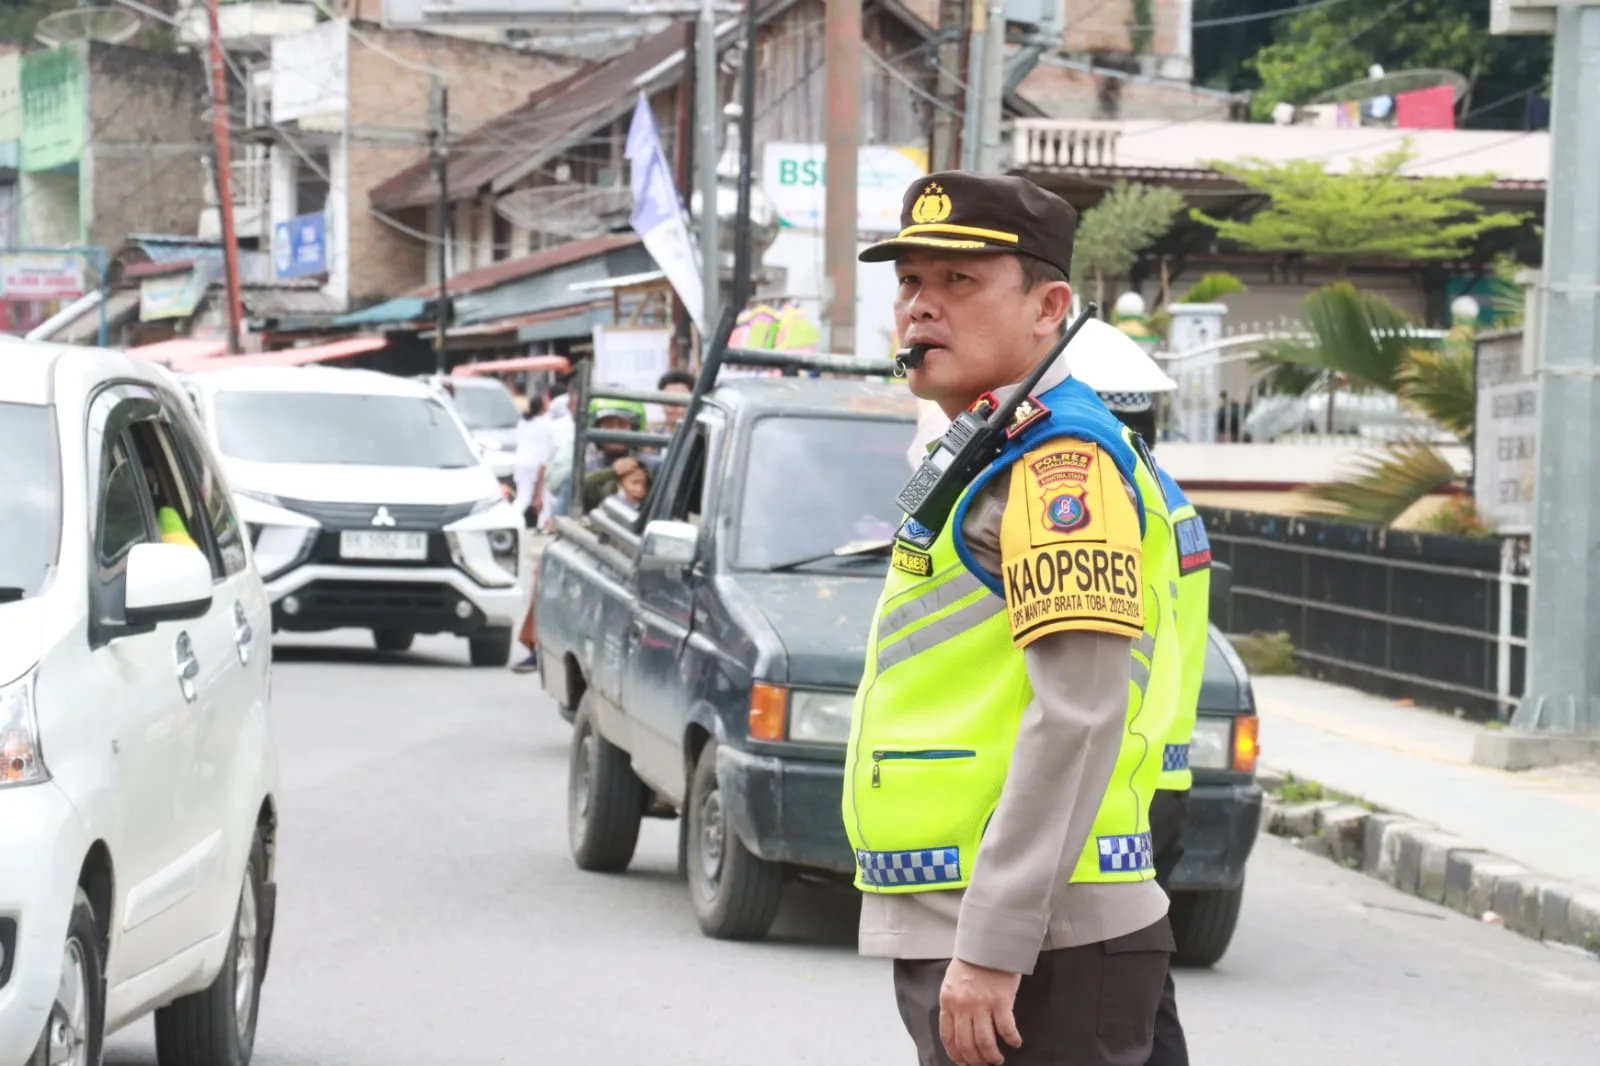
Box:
[153,832,268,1066]
[685,740,784,941]
[372,629,414,653]
[1169,885,1245,968]
[566,694,646,872]
[29,888,103,1066]
[468,627,513,667]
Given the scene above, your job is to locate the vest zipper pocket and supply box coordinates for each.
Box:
[871,748,978,788]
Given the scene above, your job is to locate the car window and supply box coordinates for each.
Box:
[99,436,154,565]
[0,402,62,598]
[163,412,248,577]
[448,382,520,430]
[212,390,480,468]
[128,419,209,561]
[733,415,910,570]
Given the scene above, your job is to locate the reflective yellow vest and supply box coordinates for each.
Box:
[157,505,198,549]
[842,377,1180,893]
[1157,466,1211,792]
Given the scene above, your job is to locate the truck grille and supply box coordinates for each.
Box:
[274,497,476,530]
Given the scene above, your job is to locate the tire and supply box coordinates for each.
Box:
[373,629,414,653]
[468,626,513,667]
[154,832,268,1066]
[566,695,646,872]
[29,888,104,1066]
[1169,885,1244,968]
[685,741,784,941]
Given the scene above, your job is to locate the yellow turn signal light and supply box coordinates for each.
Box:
[1233,715,1260,774]
[748,682,788,742]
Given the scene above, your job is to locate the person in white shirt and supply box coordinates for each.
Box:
[511,394,555,526]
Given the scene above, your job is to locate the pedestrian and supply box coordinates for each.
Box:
[844,170,1182,1066]
[512,393,554,527]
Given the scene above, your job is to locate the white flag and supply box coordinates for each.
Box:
[626,93,705,336]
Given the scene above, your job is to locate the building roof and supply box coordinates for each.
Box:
[370,24,690,212]
[1012,119,1549,189]
[405,234,641,299]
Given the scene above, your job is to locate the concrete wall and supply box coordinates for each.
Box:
[343,24,579,301]
[83,44,209,254]
[1017,61,1231,121]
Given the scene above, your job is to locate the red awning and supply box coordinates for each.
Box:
[180,336,389,372]
[450,354,572,377]
[127,337,228,366]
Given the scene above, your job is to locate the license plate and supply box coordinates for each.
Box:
[339,531,428,561]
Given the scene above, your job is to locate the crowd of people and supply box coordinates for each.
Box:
[502,367,695,672]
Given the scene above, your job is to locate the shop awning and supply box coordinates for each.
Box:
[127,337,228,366]
[179,336,389,371]
[451,355,572,377]
[330,296,429,328]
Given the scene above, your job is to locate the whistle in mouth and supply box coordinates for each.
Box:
[893,344,932,376]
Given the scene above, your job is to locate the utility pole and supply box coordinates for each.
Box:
[204,0,244,354]
[672,19,695,370]
[1476,1,1600,769]
[823,0,861,354]
[695,0,720,351]
[960,0,987,171]
[729,0,758,312]
[429,75,451,375]
[929,0,968,173]
[976,1,1006,172]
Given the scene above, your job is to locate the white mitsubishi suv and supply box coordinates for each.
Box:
[0,341,278,1066]
[182,365,526,665]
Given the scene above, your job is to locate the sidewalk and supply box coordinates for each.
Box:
[1252,675,1600,894]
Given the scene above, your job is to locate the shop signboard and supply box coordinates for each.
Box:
[274,211,327,278]
[20,45,84,172]
[0,252,84,299]
[761,143,928,234]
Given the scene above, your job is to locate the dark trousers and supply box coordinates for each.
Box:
[893,918,1174,1066]
[1147,789,1191,1066]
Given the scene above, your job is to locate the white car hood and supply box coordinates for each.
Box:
[0,599,45,685]
[225,458,500,506]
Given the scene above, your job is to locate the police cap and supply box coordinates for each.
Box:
[858,170,1079,278]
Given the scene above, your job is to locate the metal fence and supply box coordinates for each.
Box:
[1203,507,1530,722]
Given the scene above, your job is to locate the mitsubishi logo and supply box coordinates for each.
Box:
[370,506,397,528]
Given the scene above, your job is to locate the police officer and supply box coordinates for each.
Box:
[1094,391,1209,1066]
[844,171,1181,1066]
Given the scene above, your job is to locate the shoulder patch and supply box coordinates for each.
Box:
[1174,514,1212,576]
[892,542,934,576]
[1000,440,1145,647]
[1005,395,1050,439]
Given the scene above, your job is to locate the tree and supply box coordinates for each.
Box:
[1189,142,1528,272]
[1070,181,1187,311]
[1242,0,1552,129]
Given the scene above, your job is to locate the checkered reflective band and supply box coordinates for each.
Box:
[1163,743,1190,772]
[1097,832,1155,874]
[857,847,963,886]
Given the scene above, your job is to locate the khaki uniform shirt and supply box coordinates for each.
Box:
[857,362,1169,976]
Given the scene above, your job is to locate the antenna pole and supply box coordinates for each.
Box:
[204,0,244,355]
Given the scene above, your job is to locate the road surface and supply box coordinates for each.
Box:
[106,633,1600,1066]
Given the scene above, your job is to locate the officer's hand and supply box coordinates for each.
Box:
[938,958,1023,1066]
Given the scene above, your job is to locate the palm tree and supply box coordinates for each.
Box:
[1250,283,1478,527]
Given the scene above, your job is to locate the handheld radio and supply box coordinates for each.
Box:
[894,302,1099,535]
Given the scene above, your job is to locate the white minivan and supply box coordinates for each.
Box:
[182,365,527,665]
[0,342,278,1066]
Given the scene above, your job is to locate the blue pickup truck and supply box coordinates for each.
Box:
[535,362,1261,963]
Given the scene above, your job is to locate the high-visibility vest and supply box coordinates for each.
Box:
[1156,466,1211,792]
[157,506,197,549]
[842,375,1180,893]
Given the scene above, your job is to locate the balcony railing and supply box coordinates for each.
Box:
[1011,119,1123,170]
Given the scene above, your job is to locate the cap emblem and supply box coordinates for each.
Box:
[911,182,952,225]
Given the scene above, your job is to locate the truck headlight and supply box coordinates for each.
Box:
[0,669,48,788]
[788,690,854,745]
[1188,719,1233,770]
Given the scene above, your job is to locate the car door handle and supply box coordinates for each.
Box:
[175,631,200,703]
[233,601,254,665]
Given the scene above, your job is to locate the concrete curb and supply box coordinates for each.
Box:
[1262,778,1600,960]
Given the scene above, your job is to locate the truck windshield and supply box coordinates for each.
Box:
[213,391,481,468]
[734,415,910,570]
[0,403,62,599]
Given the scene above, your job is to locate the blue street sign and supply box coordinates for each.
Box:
[274,211,326,279]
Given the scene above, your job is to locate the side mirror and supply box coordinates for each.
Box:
[638,519,699,572]
[125,542,214,625]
